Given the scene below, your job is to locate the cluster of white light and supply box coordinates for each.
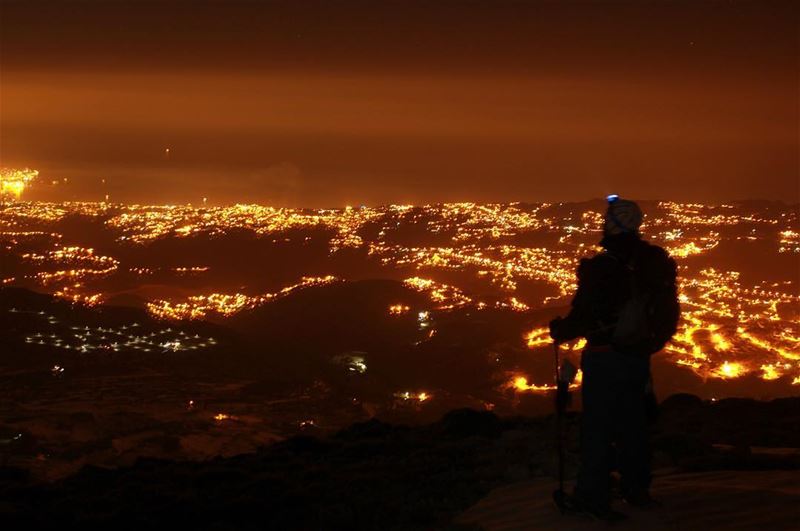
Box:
[12,308,216,354]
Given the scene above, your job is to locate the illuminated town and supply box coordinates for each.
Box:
[1,168,798,400]
[0,167,39,200]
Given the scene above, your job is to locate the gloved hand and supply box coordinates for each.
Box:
[549,316,564,341]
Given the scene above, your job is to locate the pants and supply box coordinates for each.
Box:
[575,348,651,510]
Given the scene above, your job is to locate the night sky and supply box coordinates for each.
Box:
[1,0,797,206]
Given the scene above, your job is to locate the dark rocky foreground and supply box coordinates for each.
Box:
[458,469,799,530]
[1,395,798,530]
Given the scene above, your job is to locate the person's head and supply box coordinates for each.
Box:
[604,195,643,236]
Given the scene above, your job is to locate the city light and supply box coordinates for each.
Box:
[0,168,38,200]
[1,171,797,391]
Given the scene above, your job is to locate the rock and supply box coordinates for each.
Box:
[334,418,399,440]
[503,463,530,481]
[659,393,703,413]
[438,409,502,438]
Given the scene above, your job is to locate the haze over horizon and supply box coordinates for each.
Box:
[1,0,798,207]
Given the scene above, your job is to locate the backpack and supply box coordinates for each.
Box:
[612,244,680,355]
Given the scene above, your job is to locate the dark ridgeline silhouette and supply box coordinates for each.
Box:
[549,195,680,521]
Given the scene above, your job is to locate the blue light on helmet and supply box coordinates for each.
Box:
[606,194,620,203]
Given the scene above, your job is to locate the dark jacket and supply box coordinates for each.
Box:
[550,232,675,347]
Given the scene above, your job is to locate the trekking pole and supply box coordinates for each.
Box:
[553,341,566,514]
[554,340,564,493]
[552,340,578,514]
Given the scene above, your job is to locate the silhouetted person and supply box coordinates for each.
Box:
[550,195,679,520]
